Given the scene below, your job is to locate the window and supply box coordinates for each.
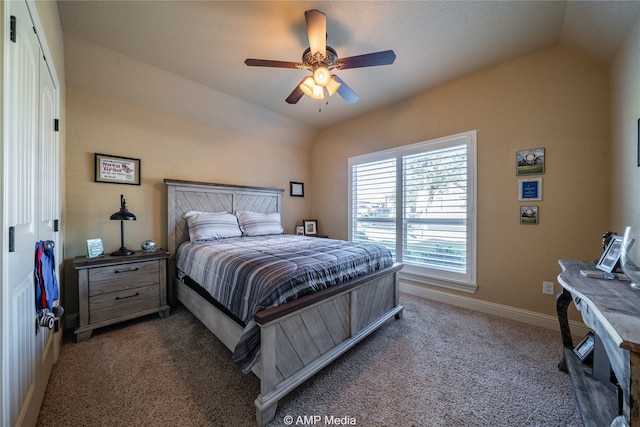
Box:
[349,130,477,292]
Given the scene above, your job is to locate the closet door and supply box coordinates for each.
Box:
[2,1,59,425]
[3,2,39,426]
[38,46,59,270]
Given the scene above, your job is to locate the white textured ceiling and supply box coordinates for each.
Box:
[57,1,640,130]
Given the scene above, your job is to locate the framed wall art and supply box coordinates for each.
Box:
[290,181,304,197]
[518,178,542,201]
[95,153,141,185]
[516,148,545,176]
[520,206,538,225]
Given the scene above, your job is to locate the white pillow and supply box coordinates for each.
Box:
[186,212,242,242]
[236,212,283,236]
[183,210,226,219]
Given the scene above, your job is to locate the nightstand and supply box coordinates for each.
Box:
[73,250,170,342]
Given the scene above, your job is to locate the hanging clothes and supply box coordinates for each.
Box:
[34,240,58,313]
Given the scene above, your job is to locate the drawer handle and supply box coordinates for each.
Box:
[114,267,139,274]
[115,292,140,300]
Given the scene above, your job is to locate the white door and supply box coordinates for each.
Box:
[2,1,59,425]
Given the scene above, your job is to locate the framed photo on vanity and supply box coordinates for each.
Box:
[596,235,624,273]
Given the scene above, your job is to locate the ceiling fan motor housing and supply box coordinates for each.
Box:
[303,46,338,68]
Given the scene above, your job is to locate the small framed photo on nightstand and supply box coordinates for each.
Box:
[303,219,318,236]
[86,238,104,258]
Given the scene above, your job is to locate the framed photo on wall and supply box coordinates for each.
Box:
[516,148,545,175]
[517,178,542,201]
[95,153,141,185]
[290,182,304,197]
[520,206,538,225]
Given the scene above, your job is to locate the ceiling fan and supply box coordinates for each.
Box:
[244,9,396,105]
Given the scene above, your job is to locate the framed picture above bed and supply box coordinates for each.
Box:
[290,181,304,197]
[303,219,318,236]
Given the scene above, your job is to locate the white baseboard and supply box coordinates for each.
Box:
[400,281,590,338]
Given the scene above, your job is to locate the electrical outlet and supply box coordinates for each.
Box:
[543,281,555,295]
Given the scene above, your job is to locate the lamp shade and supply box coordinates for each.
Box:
[312,66,331,86]
[110,194,136,221]
[326,76,341,96]
[299,77,324,100]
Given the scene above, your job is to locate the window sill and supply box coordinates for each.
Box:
[399,270,478,294]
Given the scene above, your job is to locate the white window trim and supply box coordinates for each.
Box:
[348,130,477,294]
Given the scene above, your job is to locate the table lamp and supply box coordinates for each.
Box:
[110,194,136,256]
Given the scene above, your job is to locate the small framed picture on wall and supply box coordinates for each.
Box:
[518,178,542,201]
[520,206,538,225]
[516,148,545,176]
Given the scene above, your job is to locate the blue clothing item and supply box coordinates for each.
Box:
[35,241,58,313]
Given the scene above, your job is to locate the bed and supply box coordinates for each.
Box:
[165,179,404,426]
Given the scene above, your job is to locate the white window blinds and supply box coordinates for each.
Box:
[349,130,476,291]
[351,158,397,258]
[402,144,468,274]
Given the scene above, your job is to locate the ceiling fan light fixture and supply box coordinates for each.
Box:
[300,76,324,100]
[327,76,341,96]
[313,66,331,86]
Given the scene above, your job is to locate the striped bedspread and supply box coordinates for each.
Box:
[176,234,394,373]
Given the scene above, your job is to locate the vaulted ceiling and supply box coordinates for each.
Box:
[58,1,640,130]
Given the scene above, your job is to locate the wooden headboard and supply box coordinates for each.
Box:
[164,179,283,257]
[164,179,284,304]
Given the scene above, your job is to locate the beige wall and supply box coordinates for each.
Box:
[610,13,640,231]
[63,36,314,314]
[310,46,610,317]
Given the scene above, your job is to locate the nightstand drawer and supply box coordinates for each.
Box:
[89,260,159,296]
[90,284,160,324]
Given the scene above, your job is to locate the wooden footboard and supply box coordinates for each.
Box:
[175,262,403,426]
[253,262,404,426]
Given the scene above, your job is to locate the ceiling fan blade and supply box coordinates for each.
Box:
[337,50,396,70]
[286,78,306,104]
[305,9,326,58]
[333,75,359,104]
[245,59,302,69]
